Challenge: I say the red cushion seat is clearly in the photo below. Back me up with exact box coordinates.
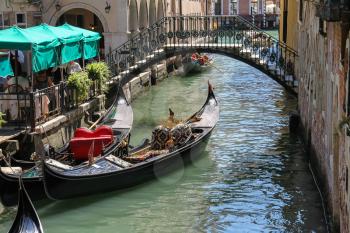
[70,136,113,160]
[74,125,113,138]
[70,125,114,160]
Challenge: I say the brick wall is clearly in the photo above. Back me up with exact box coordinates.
[296,3,350,232]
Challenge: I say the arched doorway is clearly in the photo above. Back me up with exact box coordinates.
[56,9,105,56]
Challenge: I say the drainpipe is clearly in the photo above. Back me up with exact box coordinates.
[206,0,208,15]
[282,0,288,43]
[179,0,182,15]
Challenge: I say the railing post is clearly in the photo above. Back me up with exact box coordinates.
[60,82,65,113]
[29,92,35,132]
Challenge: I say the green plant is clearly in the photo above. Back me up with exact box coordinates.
[0,112,6,127]
[67,71,92,103]
[86,62,111,93]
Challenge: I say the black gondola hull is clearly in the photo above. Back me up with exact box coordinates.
[43,131,212,200]
[0,174,45,207]
[8,178,43,233]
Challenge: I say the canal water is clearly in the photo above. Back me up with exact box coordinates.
[0,55,327,232]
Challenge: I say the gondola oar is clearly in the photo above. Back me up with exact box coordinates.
[8,176,44,233]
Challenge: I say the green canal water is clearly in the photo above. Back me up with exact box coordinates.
[0,55,327,232]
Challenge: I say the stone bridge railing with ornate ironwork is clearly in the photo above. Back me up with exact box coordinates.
[106,15,298,95]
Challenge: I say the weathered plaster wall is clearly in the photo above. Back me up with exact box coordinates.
[296,2,350,232]
[0,1,40,28]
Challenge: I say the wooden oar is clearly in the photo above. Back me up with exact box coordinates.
[88,113,104,130]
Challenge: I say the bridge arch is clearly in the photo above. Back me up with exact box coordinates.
[165,49,297,95]
[106,15,298,96]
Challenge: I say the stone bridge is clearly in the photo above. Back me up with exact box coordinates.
[106,15,298,95]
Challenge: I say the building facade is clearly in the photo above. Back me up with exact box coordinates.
[216,0,279,28]
[0,0,41,29]
[0,0,210,55]
[279,1,350,232]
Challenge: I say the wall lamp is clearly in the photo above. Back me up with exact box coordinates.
[105,2,111,14]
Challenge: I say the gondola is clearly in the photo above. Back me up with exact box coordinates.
[8,177,44,233]
[182,53,213,74]
[42,82,219,200]
[0,89,133,206]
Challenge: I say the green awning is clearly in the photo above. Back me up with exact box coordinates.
[27,24,84,64]
[59,24,101,59]
[0,26,60,72]
[0,52,13,78]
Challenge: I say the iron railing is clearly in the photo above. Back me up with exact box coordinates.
[0,92,32,128]
[0,81,101,131]
[106,15,298,94]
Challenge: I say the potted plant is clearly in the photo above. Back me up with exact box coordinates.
[67,71,92,104]
[86,62,111,94]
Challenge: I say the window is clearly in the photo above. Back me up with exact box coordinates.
[319,18,327,36]
[231,0,237,15]
[0,13,3,29]
[3,13,10,28]
[251,0,258,15]
[16,13,27,27]
[346,167,348,193]
[299,0,303,21]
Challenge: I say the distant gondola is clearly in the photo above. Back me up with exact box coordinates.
[8,177,44,233]
[0,88,133,206]
[42,82,219,200]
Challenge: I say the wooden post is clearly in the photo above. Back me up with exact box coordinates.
[29,92,35,132]
[30,45,34,92]
[82,41,85,68]
[60,81,65,113]
[60,67,64,81]
[14,50,18,77]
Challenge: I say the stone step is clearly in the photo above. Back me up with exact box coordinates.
[120,70,130,75]
[153,49,164,54]
[250,54,260,59]
[241,49,252,54]
[129,64,139,70]
[136,59,147,65]
[146,54,155,59]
